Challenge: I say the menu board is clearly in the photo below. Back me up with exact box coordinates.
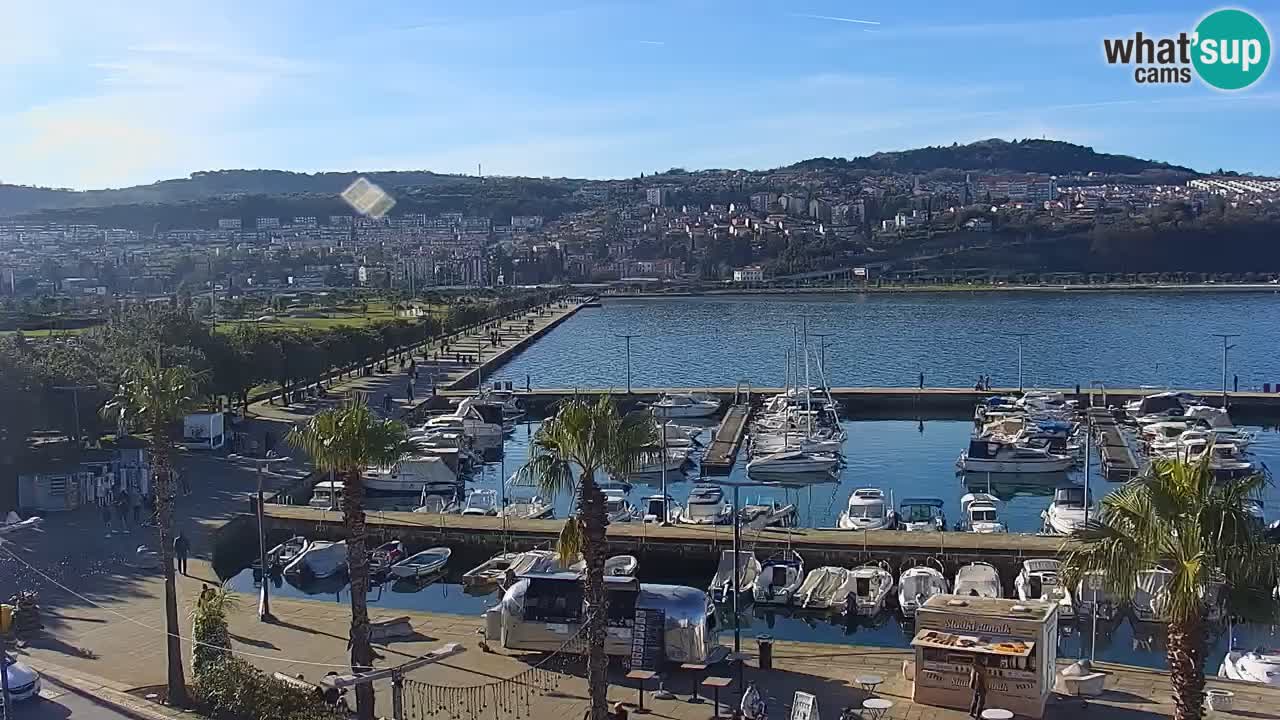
[790,691,819,720]
[630,609,665,671]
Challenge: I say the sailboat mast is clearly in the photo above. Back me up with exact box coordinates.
[803,319,813,437]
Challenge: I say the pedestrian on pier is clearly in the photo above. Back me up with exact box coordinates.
[968,659,988,719]
[383,392,393,413]
[918,372,924,389]
[174,531,190,576]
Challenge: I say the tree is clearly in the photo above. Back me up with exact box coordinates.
[517,397,656,720]
[287,403,416,720]
[100,360,203,707]
[1063,458,1279,720]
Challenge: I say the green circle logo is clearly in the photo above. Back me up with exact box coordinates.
[1193,9,1271,90]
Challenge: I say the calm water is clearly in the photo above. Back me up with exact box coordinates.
[487,293,1280,390]
[230,415,1280,671]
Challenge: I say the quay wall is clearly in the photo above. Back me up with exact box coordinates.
[445,301,589,392]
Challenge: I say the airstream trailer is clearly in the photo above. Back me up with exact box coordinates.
[484,573,724,665]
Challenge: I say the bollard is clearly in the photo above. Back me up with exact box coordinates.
[757,635,773,670]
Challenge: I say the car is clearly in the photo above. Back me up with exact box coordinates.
[2,654,41,703]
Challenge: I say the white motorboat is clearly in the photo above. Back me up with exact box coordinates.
[958,492,1006,533]
[897,562,949,618]
[622,447,691,477]
[1126,391,1198,424]
[651,392,721,419]
[740,500,798,530]
[1183,405,1255,448]
[795,566,857,613]
[1140,420,1189,450]
[604,554,639,577]
[421,397,505,444]
[752,550,805,605]
[746,450,840,476]
[837,488,897,530]
[662,422,706,443]
[849,561,895,616]
[283,540,347,578]
[390,547,451,579]
[1019,390,1071,413]
[1076,571,1121,621]
[506,550,561,578]
[898,497,946,532]
[1133,566,1173,623]
[266,535,309,570]
[1219,649,1280,686]
[1014,559,1074,619]
[641,495,681,524]
[1176,438,1259,480]
[603,489,638,523]
[361,455,458,494]
[957,438,1072,474]
[709,550,761,603]
[954,562,1002,599]
[308,480,343,510]
[678,484,732,525]
[461,488,499,516]
[413,495,459,514]
[479,388,526,420]
[1042,485,1091,535]
[462,551,521,586]
[500,495,554,519]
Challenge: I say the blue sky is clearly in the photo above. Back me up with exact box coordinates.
[2,0,1277,189]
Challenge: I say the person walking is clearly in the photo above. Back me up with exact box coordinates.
[180,469,191,496]
[968,659,988,719]
[174,531,190,576]
[130,487,143,526]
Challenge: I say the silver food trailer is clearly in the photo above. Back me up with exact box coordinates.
[484,572,724,665]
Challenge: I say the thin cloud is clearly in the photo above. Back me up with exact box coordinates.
[638,40,665,46]
[790,13,881,26]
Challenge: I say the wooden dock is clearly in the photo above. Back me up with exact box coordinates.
[1087,408,1141,481]
[701,403,751,474]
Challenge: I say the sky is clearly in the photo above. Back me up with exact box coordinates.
[2,0,1278,189]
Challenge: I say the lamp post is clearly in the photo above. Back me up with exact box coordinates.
[617,334,638,393]
[229,454,292,622]
[52,384,96,449]
[1010,333,1031,392]
[1212,334,1240,406]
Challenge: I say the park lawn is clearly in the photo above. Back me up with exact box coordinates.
[214,300,450,334]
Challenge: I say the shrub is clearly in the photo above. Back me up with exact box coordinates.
[195,657,338,720]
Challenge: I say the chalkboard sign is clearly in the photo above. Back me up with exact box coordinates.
[790,691,819,720]
[630,608,665,671]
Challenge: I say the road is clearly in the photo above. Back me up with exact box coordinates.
[17,684,145,719]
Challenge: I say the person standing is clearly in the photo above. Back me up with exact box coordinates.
[174,531,190,576]
[968,659,988,719]
[131,487,143,526]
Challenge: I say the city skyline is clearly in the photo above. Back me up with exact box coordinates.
[3,0,1277,190]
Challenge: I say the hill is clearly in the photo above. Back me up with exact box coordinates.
[789,138,1199,176]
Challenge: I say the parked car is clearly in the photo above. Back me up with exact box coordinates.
[2,654,41,703]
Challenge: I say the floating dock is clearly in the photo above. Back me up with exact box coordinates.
[1087,408,1141,481]
[701,403,751,474]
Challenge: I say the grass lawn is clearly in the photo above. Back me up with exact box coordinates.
[0,325,94,337]
[215,301,449,334]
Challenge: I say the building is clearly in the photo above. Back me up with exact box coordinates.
[256,217,281,230]
[646,188,672,207]
[511,215,544,230]
[217,218,242,230]
[733,265,765,283]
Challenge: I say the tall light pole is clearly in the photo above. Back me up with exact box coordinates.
[617,334,638,393]
[52,384,96,449]
[1010,333,1031,392]
[1212,333,1240,406]
[230,454,291,622]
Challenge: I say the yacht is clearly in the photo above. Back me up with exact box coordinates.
[897,562,949,618]
[308,480,343,510]
[651,392,721,419]
[479,388,526,420]
[421,397,506,445]
[1132,566,1173,623]
[461,488,499,516]
[603,489,638,523]
[957,438,1072,473]
[360,455,458,494]
[746,450,840,476]
[848,561,895,616]
[1076,571,1121,621]
[1219,649,1280,686]
[1178,438,1259,480]
[898,497,946,532]
[837,488,897,530]
[752,550,805,606]
[640,494,681,524]
[958,492,1006,533]
[739,499,798,530]
[795,567,858,613]
[1042,485,1092,535]
[1183,405,1255,448]
[709,550,761,603]
[1014,559,1074,619]
[953,562,1002,599]
[1126,391,1199,424]
[1140,420,1190,449]
[500,493,554,520]
[678,484,732,525]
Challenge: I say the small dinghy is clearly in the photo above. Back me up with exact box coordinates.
[262,535,309,571]
[752,550,805,606]
[462,551,521,586]
[390,547,452,579]
[283,540,348,579]
[368,540,406,576]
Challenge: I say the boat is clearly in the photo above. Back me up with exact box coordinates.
[958,492,1006,533]
[479,388,526,420]
[282,540,347,579]
[461,488,499,516]
[308,480,344,510]
[897,561,949,618]
[360,455,458,494]
[463,552,522,586]
[640,495,681,524]
[1076,571,1121,621]
[1132,566,1173,623]
[1219,649,1280,686]
[368,540,406,576]
[622,447,692,477]
[1126,391,1199,424]
[739,500,798,529]
[795,566,857,612]
[1014,559,1074,619]
[500,494,554,519]
[746,450,840,476]
[953,562,1002,599]
[421,397,506,444]
[708,550,761,603]
[957,438,1073,474]
[604,554,639,577]
[265,536,309,570]
[848,561,895,616]
[390,547,452,579]
[837,488,897,530]
[1042,484,1091,535]
[677,484,732,525]
[603,489,638,523]
[413,494,459,514]
[650,392,721,419]
[898,497,946,532]
[752,550,804,606]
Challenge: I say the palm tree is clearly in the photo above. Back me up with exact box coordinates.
[519,396,656,720]
[1063,457,1279,720]
[287,402,415,720]
[101,360,202,706]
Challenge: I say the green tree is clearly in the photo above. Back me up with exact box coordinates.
[100,360,203,707]
[286,403,416,720]
[517,397,656,720]
[192,586,238,679]
[1063,458,1279,720]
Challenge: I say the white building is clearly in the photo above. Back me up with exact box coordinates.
[733,265,765,283]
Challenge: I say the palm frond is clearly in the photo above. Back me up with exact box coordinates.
[556,517,585,566]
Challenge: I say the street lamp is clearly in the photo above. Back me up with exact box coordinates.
[617,334,638,393]
[229,454,292,622]
[1010,333,1031,392]
[1212,333,1240,406]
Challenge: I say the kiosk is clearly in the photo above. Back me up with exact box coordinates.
[911,595,1057,719]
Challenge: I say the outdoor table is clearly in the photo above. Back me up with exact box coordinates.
[981,710,1014,720]
[701,676,733,719]
[681,663,708,703]
[855,673,885,696]
[626,670,658,714]
[862,697,894,720]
